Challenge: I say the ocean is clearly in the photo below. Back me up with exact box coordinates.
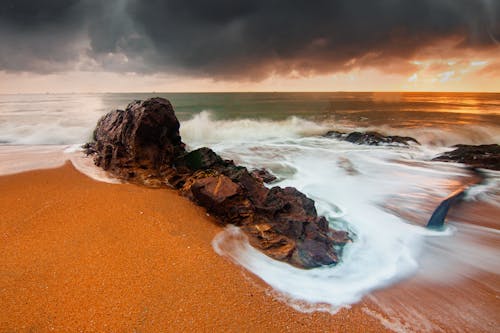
[1,92,499,331]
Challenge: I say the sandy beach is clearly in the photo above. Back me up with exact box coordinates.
[0,162,390,332]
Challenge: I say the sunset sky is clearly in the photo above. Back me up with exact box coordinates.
[0,0,499,93]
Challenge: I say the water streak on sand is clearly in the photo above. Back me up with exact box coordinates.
[0,145,120,183]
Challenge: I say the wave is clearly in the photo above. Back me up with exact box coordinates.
[180,111,329,146]
[0,145,120,184]
[180,111,499,150]
[370,124,500,148]
[0,122,94,145]
[0,94,105,145]
[1,102,497,149]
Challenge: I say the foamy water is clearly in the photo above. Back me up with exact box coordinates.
[180,110,499,331]
[0,144,121,184]
[204,129,497,311]
[1,92,499,332]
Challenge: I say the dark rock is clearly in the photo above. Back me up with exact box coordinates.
[251,168,277,183]
[191,175,240,204]
[325,130,419,146]
[86,97,349,269]
[432,144,500,171]
[237,185,341,268]
[175,149,350,268]
[86,97,185,186]
[178,161,346,268]
[82,142,96,155]
[172,147,248,189]
[188,174,254,225]
[330,230,351,244]
[177,147,224,172]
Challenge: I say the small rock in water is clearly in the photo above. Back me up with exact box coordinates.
[324,130,420,146]
[432,144,500,171]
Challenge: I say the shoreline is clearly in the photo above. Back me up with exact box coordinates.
[0,162,388,332]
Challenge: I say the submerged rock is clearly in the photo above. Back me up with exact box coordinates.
[337,157,359,175]
[432,144,500,171]
[86,97,349,269]
[325,130,419,146]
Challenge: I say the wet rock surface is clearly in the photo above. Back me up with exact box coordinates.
[325,130,419,146]
[86,97,349,269]
[250,168,277,183]
[433,144,500,171]
[84,98,185,186]
[173,147,347,268]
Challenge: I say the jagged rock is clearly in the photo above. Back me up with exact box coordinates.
[86,97,349,269]
[432,144,500,170]
[85,97,185,186]
[176,147,224,172]
[176,149,347,267]
[189,174,254,225]
[251,168,277,183]
[325,130,419,146]
[254,187,341,268]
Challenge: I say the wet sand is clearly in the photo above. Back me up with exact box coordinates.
[0,162,388,332]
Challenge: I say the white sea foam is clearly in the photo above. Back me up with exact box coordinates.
[464,169,500,207]
[345,124,500,148]
[0,145,120,184]
[364,221,500,332]
[67,148,122,184]
[180,111,499,153]
[181,111,329,147]
[0,145,69,175]
[206,132,499,315]
[0,94,105,145]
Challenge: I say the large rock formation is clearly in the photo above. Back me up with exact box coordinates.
[325,130,419,146]
[432,144,500,171]
[86,97,349,269]
[172,147,349,268]
[83,98,186,186]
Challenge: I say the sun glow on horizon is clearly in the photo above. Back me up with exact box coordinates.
[1,63,498,94]
[1,42,499,94]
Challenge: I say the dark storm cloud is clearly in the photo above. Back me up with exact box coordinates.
[0,0,88,72]
[0,0,498,78]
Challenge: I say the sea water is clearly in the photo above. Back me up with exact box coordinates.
[1,92,499,331]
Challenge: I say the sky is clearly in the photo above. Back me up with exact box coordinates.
[0,0,499,93]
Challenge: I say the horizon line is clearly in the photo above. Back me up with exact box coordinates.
[1,90,499,95]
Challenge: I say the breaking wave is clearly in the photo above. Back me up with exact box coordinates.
[181,111,329,146]
[180,111,499,150]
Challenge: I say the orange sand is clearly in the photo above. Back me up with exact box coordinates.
[0,163,388,332]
